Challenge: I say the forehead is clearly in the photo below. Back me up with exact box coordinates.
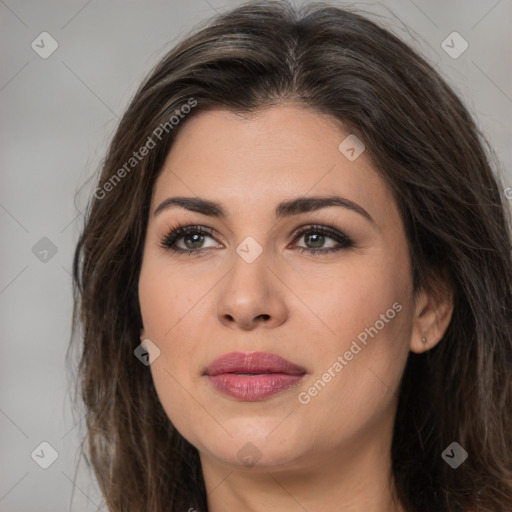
[151,105,397,224]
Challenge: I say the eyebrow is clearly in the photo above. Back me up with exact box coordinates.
[154,195,375,225]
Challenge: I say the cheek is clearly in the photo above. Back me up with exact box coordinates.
[138,253,205,344]
[298,250,409,354]
[138,257,214,442]
[148,362,209,452]
[295,253,411,418]
[295,307,410,449]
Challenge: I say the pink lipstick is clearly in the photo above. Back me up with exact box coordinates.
[204,351,306,401]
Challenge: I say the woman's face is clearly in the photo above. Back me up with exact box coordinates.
[138,104,420,472]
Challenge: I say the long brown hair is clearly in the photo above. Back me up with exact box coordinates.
[69,1,512,511]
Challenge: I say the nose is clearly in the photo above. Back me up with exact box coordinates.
[216,251,288,331]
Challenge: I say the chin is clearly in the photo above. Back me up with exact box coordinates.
[207,440,303,471]
[194,418,310,470]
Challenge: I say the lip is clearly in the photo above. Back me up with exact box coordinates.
[204,351,306,401]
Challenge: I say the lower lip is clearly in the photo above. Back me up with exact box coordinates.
[207,373,304,401]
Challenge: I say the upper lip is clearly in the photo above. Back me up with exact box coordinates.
[204,351,306,376]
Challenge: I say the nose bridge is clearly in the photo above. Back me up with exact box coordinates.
[216,238,287,329]
[225,238,271,302]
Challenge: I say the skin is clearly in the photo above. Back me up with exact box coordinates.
[138,104,453,512]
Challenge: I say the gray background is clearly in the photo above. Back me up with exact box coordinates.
[1,0,511,510]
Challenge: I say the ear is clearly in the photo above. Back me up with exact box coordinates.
[140,327,146,343]
[410,273,454,354]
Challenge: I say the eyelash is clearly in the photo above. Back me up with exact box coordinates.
[159,222,354,256]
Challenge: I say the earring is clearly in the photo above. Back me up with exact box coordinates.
[422,336,427,343]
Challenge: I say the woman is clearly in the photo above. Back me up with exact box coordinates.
[70,1,512,511]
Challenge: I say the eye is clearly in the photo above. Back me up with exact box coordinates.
[160,223,220,255]
[290,224,354,254]
[160,222,354,256]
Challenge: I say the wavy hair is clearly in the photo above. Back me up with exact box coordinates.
[69,1,512,511]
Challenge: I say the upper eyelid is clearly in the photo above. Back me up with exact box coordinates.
[166,223,343,235]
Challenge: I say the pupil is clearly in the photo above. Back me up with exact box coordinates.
[307,233,324,248]
[186,234,203,248]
